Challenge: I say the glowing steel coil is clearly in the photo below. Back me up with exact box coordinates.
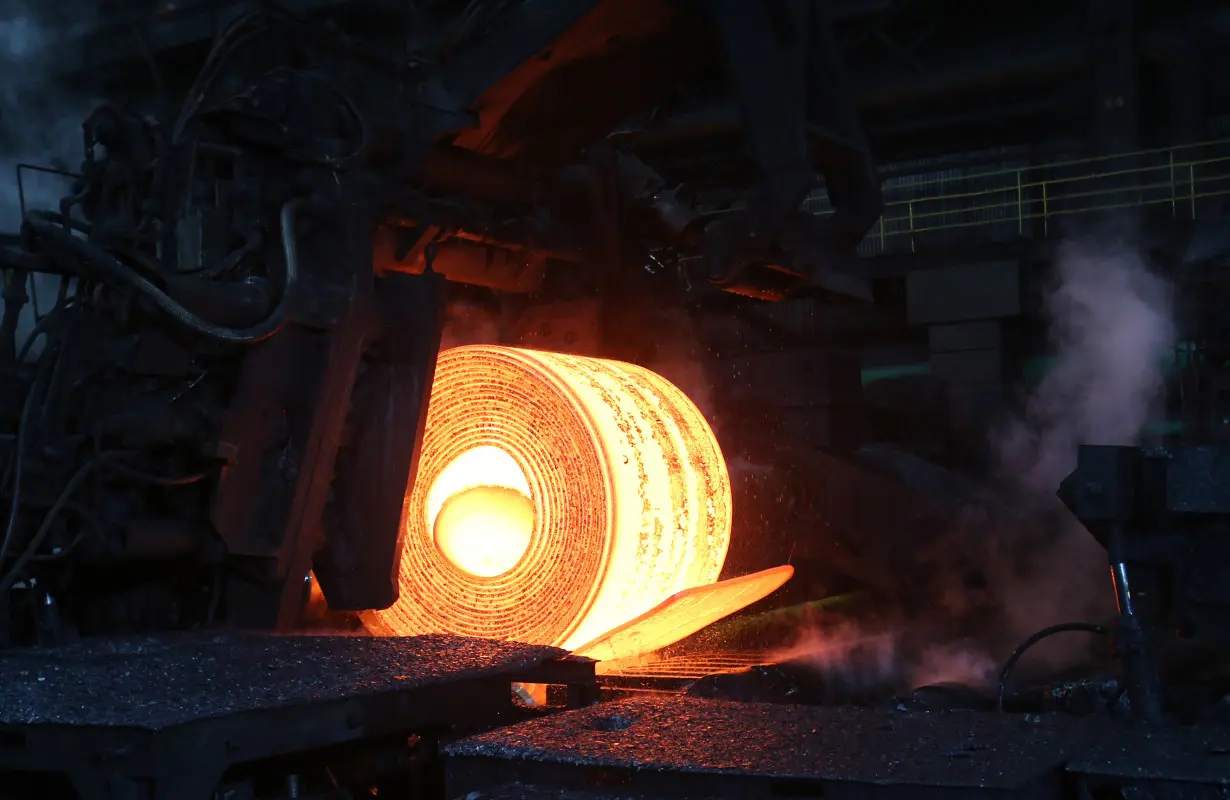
[362,345,733,652]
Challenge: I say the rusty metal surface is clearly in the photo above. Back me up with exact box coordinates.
[446,695,1110,791]
[0,632,563,729]
[1067,724,1230,785]
[451,787,660,800]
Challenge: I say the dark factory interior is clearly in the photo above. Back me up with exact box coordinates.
[0,0,1228,797]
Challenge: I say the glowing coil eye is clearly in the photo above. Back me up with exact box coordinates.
[433,485,535,578]
[362,345,733,653]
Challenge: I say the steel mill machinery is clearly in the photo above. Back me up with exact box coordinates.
[0,0,870,795]
[0,0,873,649]
[0,0,1229,799]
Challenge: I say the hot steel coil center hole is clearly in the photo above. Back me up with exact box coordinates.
[434,486,534,578]
[426,446,536,579]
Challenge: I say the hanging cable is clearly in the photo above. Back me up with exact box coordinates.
[996,621,1112,713]
[0,455,113,593]
[0,324,61,568]
[173,12,275,143]
[24,199,307,345]
[0,452,207,593]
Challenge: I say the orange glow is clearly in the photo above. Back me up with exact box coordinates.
[434,485,535,578]
[362,345,736,653]
[575,565,795,668]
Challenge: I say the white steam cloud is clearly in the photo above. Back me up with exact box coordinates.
[1001,239,1175,493]
[775,236,1175,695]
[987,237,1175,672]
[769,626,998,697]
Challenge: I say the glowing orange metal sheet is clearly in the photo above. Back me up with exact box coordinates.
[573,565,795,665]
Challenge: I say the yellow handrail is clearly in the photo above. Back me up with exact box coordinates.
[812,138,1230,254]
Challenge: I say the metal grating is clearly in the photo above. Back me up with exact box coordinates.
[597,651,769,692]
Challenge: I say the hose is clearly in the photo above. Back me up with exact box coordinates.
[995,621,1112,713]
[263,68,369,168]
[0,454,116,594]
[0,452,208,591]
[0,368,41,568]
[25,199,306,344]
[0,323,61,568]
[173,12,274,143]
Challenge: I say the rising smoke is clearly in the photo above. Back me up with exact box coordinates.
[987,236,1174,673]
[777,234,1176,695]
[768,625,999,698]
[1001,237,1175,493]
[0,3,94,355]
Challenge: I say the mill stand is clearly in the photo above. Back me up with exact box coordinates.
[1060,443,1230,722]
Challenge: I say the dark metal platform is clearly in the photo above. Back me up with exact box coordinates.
[0,632,596,800]
[444,695,1112,800]
[1067,723,1230,791]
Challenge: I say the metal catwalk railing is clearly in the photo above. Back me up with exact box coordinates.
[807,139,1230,257]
